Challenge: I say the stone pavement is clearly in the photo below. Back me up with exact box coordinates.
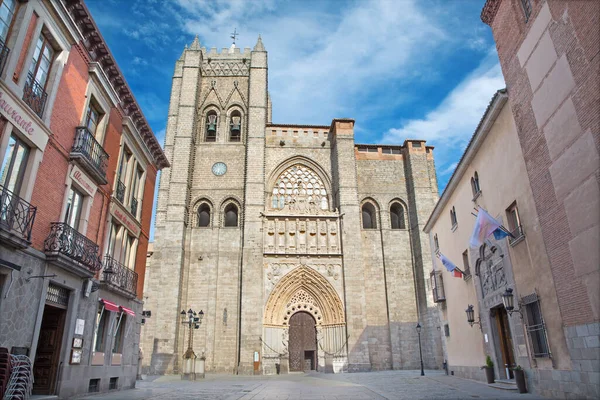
[74,370,546,400]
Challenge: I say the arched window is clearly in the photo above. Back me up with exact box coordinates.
[390,202,406,229]
[362,203,377,229]
[197,203,211,227]
[271,164,329,212]
[229,110,241,142]
[450,206,457,227]
[224,203,238,227]
[205,111,217,142]
[471,171,481,197]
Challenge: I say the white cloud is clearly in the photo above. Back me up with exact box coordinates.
[440,162,458,176]
[383,49,505,146]
[175,0,446,124]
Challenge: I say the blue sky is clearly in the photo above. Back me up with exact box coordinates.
[86,0,505,238]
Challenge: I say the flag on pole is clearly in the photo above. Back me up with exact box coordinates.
[438,252,457,273]
[453,269,463,278]
[492,226,514,240]
[469,208,501,248]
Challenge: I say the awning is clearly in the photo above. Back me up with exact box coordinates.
[120,306,135,316]
[100,298,120,312]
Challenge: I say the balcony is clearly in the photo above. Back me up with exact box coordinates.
[22,73,47,118]
[116,180,126,203]
[0,185,36,248]
[100,255,138,298]
[130,197,138,218]
[43,223,102,277]
[430,270,446,303]
[0,37,10,76]
[509,225,525,247]
[70,127,109,185]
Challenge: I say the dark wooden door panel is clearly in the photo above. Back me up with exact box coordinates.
[33,306,66,395]
[289,312,317,372]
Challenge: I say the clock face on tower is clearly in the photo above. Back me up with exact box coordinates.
[212,162,227,176]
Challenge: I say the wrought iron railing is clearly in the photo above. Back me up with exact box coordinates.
[102,255,138,296]
[130,197,138,217]
[509,225,525,245]
[43,222,102,272]
[116,180,126,203]
[71,126,109,179]
[0,184,36,242]
[22,73,48,118]
[0,37,10,76]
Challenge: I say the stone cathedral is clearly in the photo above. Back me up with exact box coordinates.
[140,36,443,375]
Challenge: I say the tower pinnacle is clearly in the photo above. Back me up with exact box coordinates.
[253,34,265,52]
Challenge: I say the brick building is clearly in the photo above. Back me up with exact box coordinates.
[140,37,443,376]
[0,0,167,398]
[422,1,599,399]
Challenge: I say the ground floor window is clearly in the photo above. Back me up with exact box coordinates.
[93,304,108,352]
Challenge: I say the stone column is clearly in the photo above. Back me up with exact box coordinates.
[237,36,268,374]
[146,38,203,374]
[330,119,371,371]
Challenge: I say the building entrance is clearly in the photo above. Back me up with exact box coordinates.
[289,312,317,372]
[33,284,69,395]
[492,305,515,379]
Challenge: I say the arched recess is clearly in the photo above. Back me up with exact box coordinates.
[219,197,243,228]
[388,198,408,230]
[199,104,220,142]
[190,197,214,227]
[360,197,380,229]
[266,156,333,212]
[226,105,244,142]
[264,266,345,327]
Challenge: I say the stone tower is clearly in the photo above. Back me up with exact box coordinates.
[141,36,442,375]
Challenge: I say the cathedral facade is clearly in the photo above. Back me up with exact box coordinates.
[140,36,443,375]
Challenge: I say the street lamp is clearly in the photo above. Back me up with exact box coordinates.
[465,305,482,330]
[180,308,203,379]
[416,322,424,376]
[502,288,523,318]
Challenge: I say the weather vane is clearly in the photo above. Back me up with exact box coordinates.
[230,28,239,45]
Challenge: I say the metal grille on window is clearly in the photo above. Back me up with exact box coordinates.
[46,283,69,308]
[430,271,445,303]
[520,0,532,22]
[523,292,551,358]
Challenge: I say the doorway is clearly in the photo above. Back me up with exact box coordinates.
[492,305,515,379]
[33,304,67,395]
[288,312,317,372]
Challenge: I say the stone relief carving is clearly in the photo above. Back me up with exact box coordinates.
[476,244,506,298]
[263,217,340,255]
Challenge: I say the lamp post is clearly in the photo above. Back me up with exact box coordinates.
[465,304,482,330]
[416,322,424,376]
[502,288,523,318]
[180,308,203,379]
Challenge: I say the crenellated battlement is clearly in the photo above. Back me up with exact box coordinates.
[201,46,253,57]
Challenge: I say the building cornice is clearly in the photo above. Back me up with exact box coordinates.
[423,89,507,233]
[61,0,169,170]
[481,0,502,26]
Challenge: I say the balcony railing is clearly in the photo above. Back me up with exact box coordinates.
[116,180,126,203]
[509,225,525,246]
[70,127,109,184]
[101,255,138,297]
[130,197,138,218]
[43,223,102,273]
[22,73,47,118]
[0,37,10,76]
[0,184,36,243]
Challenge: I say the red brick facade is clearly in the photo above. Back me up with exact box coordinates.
[484,0,599,327]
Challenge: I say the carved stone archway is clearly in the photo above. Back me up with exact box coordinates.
[264,265,345,327]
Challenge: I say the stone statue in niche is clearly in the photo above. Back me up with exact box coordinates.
[299,221,306,233]
[326,264,339,280]
[319,221,327,235]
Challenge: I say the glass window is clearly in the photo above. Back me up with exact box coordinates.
[93,305,108,352]
[112,313,126,353]
[0,0,17,42]
[64,187,84,231]
[198,203,210,227]
[0,134,30,194]
[224,203,238,227]
[524,299,550,357]
[28,33,55,88]
[85,102,102,136]
[450,206,457,227]
[462,250,470,277]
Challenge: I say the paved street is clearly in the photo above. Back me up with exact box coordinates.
[75,370,545,400]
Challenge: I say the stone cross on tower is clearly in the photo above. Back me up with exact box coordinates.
[230,28,239,45]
